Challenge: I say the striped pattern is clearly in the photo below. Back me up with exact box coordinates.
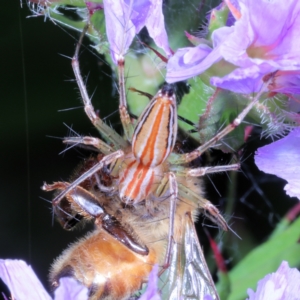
[119,160,160,203]
[132,89,177,168]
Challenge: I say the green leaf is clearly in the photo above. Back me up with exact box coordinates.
[177,76,214,141]
[218,216,300,300]
[178,81,253,152]
[207,4,229,40]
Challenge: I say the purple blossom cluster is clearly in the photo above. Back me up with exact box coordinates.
[4,0,299,299]
[166,0,300,95]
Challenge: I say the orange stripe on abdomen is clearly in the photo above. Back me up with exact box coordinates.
[119,161,155,203]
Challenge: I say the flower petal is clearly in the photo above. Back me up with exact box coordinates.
[267,70,300,94]
[247,261,300,300]
[103,0,170,64]
[210,63,272,93]
[166,44,218,83]
[103,0,136,63]
[220,0,300,68]
[254,128,300,200]
[144,0,171,57]
[54,277,88,300]
[215,0,300,92]
[166,27,233,83]
[0,259,51,300]
[138,265,160,300]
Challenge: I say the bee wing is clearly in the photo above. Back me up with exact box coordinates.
[160,213,220,300]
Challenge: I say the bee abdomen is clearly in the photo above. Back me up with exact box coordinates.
[50,229,157,300]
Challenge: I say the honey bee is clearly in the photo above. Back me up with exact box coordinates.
[42,21,267,299]
[44,141,223,299]
[43,154,219,299]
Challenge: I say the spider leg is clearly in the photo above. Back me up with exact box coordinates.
[177,182,228,231]
[117,57,134,141]
[179,163,240,177]
[63,136,115,155]
[50,150,124,206]
[162,172,178,269]
[171,78,273,165]
[72,23,128,149]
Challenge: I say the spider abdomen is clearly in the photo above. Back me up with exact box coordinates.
[119,157,164,204]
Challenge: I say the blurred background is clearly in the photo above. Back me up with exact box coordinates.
[0,1,298,298]
[1,0,119,290]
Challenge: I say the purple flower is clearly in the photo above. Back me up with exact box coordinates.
[102,0,171,64]
[0,259,162,299]
[265,70,300,94]
[0,259,88,300]
[254,128,300,200]
[247,261,300,299]
[167,0,300,94]
[138,264,161,300]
